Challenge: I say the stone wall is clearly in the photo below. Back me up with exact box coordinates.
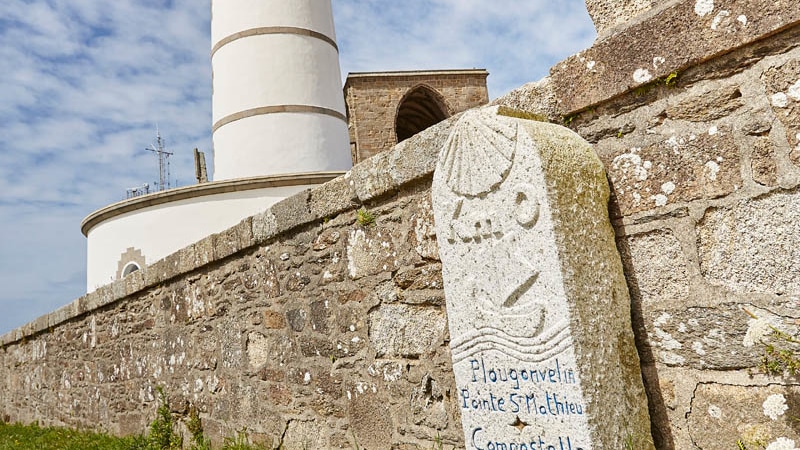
[2,0,800,449]
[344,70,489,164]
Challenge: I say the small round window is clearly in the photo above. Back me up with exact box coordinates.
[121,262,141,277]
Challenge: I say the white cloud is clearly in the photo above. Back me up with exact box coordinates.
[0,0,595,333]
[333,0,595,96]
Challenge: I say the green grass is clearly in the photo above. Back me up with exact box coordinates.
[0,386,274,450]
[0,421,270,450]
[0,422,141,450]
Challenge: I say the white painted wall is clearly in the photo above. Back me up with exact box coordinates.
[211,0,337,45]
[211,0,351,181]
[212,36,345,122]
[85,185,310,292]
[212,114,351,180]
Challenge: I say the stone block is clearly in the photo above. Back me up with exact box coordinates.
[345,226,401,280]
[145,258,171,286]
[698,190,800,295]
[48,303,76,328]
[298,335,339,358]
[348,151,395,202]
[20,321,35,339]
[348,392,393,450]
[308,175,358,220]
[270,190,314,236]
[584,0,655,35]
[193,235,214,266]
[236,216,254,249]
[263,310,286,329]
[252,210,278,244]
[77,292,97,315]
[161,252,183,281]
[409,194,439,260]
[281,419,329,450]
[687,383,800,449]
[245,332,271,370]
[388,118,454,187]
[111,278,126,300]
[368,304,445,358]
[285,308,306,332]
[432,108,653,449]
[493,78,559,122]
[124,269,145,296]
[308,300,330,334]
[619,229,690,306]
[762,58,800,158]
[751,137,779,186]
[643,304,761,369]
[394,264,443,291]
[606,126,741,215]
[551,0,800,115]
[212,227,241,262]
[666,84,744,121]
[312,228,342,251]
[30,315,48,335]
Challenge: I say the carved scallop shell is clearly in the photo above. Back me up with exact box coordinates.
[438,107,518,197]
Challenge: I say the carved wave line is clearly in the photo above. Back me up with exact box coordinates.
[452,333,573,364]
[451,319,569,350]
[451,326,572,363]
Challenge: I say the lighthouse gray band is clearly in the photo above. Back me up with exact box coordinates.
[211,26,338,57]
[212,105,347,133]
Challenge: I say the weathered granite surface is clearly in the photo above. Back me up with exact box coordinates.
[584,0,656,37]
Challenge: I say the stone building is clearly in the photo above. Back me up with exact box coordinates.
[344,70,489,163]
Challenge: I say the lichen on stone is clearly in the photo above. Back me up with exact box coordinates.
[496,106,549,122]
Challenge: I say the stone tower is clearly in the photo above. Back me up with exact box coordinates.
[211,0,351,180]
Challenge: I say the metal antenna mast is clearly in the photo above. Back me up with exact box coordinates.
[145,129,174,191]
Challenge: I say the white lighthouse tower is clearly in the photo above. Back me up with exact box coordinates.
[82,1,352,291]
[211,0,352,180]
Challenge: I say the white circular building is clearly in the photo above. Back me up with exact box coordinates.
[82,0,351,292]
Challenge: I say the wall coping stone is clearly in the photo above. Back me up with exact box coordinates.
[498,0,800,117]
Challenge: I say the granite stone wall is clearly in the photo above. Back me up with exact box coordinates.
[2,1,799,449]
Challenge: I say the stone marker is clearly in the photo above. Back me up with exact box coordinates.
[432,106,654,450]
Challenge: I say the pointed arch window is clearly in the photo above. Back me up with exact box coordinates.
[395,85,450,143]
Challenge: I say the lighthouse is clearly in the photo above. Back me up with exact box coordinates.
[210,0,352,180]
[83,1,352,291]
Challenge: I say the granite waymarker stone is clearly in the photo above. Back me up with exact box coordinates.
[432,106,654,450]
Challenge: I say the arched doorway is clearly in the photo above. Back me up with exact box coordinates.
[395,85,450,143]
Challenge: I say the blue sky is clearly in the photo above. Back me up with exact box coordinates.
[0,0,595,334]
